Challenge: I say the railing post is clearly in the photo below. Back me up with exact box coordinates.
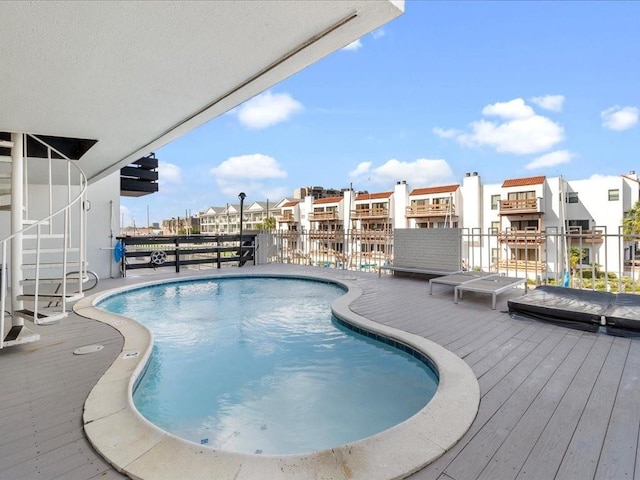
[175,238,180,272]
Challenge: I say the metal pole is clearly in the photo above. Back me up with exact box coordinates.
[238,192,246,267]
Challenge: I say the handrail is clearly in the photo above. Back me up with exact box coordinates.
[0,133,88,346]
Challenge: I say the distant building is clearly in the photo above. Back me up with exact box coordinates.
[275,171,640,279]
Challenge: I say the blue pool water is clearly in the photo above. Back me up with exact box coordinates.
[98,277,438,454]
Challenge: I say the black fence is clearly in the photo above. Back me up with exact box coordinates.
[116,234,256,276]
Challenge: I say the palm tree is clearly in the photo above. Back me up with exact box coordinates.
[569,246,587,274]
[623,200,640,268]
[258,216,276,232]
[623,200,640,239]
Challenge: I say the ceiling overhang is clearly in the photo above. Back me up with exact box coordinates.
[0,1,404,183]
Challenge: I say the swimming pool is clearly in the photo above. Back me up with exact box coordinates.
[76,269,480,480]
[97,277,438,454]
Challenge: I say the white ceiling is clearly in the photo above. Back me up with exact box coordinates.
[0,1,403,183]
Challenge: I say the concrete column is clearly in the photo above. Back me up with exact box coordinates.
[11,132,24,320]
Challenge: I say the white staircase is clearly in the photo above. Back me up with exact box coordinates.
[0,133,89,349]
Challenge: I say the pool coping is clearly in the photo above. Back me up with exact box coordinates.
[74,272,480,480]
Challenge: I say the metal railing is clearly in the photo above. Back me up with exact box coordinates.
[261,227,640,293]
[1,134,88,346]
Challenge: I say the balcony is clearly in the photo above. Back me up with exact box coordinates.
[568,229,604,244]
[497,259,546,272]
[309,211,339,221]
[405,203,456,218]
[278,212,296,223]
[351,207,389,219]
[279,230,300,239]
[499,198,543,215]
[308,230,344,241]
[497,230,546,244]
[350,230,392,243]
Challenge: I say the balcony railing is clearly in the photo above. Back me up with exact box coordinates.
[405,204,456,217]
[498,230,546,244]
[308,230,344,241]
[568,229,604,244]
[278,212,296,222]
[497,259,546,272]
[351,208,389,219]
[350,230,393,242]
[499,197,543,215]
[309,211,339,221]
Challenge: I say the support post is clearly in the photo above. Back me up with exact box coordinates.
[11,133,24,325]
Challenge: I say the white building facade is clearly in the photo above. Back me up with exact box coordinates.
[276,171,640,279]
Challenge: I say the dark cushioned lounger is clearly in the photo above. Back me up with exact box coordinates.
[605,293,640,337]
[507,285,611,333]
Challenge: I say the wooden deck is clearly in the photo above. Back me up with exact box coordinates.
[1,264,639,480]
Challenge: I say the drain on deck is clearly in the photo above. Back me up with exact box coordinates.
[73,344,104,355]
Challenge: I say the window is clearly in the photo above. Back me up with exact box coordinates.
[567,219,590,231]
[508,190,535,200]
[491,194,501,210]
[411,199,427,206]
[491,221,500,234]
[608,189,619,201]
[512,220,538,230]
[566,192,579,203]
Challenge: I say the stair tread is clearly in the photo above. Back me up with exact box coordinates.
[21,275,87,285]
[21,262,83,269]
[18,292,84,301]
[2,325,40,348]
[23,247,79,254]
[14,308,68,324]
[23,234,66,239]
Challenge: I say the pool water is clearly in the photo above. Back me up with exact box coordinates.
[98,277,438,454]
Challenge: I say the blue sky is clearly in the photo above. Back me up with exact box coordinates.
[122,1,639,227]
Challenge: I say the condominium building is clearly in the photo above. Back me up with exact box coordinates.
[275,171,640,279]
[198,201,283,234]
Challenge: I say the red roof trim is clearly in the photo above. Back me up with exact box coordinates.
[354,191,393,201]
[501,176,546,188]
[409,184,459,196]
[313,196,343,204]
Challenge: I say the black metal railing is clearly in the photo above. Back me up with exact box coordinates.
[116,234,256,276]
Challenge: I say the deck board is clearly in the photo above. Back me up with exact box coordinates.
[1,265,639,480]
[555,337,630,480]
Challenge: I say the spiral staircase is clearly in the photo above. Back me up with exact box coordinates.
[0,132,89,349]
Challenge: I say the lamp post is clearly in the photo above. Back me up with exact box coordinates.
[238,192,246,267]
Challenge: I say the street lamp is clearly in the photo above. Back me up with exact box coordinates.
[238,192,246,267]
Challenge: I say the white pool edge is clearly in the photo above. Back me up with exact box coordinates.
[74,272,480,480]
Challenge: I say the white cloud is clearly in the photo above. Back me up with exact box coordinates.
[525,150,575,170]
[210,154,287,180]
[482,98,535,119]
[350,158,454,186]
[432,127,460,139]
[458,115,564,155]
[371,28,386,39]
[349,161,372,178]
[237,91,303,129]
[530,95,565,112]
[443,98,565,155]
[342,39,362,51]
[601,105,639,131]
[159,162,182,184]
[210,154,288,200]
